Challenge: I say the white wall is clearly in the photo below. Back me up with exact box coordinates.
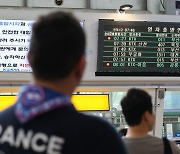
[0,0,146,10]
[0,0,25,7]
[27,0,86,8]
[90,0,146,10]
[0,0,165,14]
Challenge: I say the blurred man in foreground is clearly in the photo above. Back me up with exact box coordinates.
[0,11,127,154]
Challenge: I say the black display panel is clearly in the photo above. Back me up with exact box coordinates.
[96,20,180,76]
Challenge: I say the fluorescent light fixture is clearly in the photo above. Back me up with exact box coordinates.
[119,4,133,14]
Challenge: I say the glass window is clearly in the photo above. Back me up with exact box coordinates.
[164,91,180,110]
[163,91,180,141]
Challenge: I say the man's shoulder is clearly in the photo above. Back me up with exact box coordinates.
[75,112,116,131]
[0,105,117,136]
[73,113,127,154]
[123,135,162,143]
[0,105,15,119]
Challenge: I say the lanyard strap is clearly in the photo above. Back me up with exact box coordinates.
[15,84,72,123]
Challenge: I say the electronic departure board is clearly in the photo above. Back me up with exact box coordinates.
[0,20,34,72]
[96,20,180,76]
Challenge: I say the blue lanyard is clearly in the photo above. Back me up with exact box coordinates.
[15,84,72,123]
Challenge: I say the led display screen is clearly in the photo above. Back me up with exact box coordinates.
[0,20,84,73]
[0,20,34,72]
[96,20,180,76]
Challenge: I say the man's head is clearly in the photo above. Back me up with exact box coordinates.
[121,88,155,130]
[28,11,85,81]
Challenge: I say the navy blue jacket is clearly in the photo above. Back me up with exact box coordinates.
[0,104,127,154]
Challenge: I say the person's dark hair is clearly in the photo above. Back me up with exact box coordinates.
[29,11,85,80]
[119,128,127,136]
[121,88,152,126]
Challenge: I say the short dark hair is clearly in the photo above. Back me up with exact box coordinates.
[119,128,127,136]
[29,11,85,80]
[121,88,152,126]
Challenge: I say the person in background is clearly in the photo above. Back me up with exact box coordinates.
[0,11,127,154]
[121,88,180,154]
